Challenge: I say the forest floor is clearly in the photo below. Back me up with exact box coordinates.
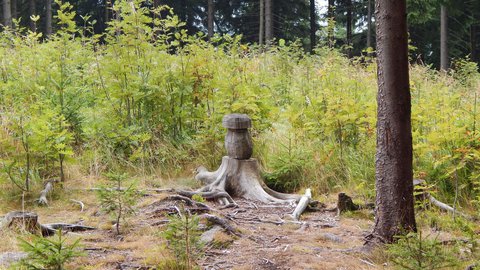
[0,175,467,270]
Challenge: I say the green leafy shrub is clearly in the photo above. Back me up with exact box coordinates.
[263,136,314,193]
[17,230,84,270]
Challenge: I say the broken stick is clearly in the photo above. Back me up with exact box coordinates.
[291,188,312,220]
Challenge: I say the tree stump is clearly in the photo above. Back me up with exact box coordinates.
[1,211,41,234]
[195,114,300,205]
[337,193,359,214]
[0,211,95,236]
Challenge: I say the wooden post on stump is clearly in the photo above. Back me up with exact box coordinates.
[194,114,301,204]
[223,114,253,160]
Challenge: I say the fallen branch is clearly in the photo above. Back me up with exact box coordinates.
[291,188,312,220]
[414,179,475,221]
[228,215,302,226]
[70,199,85,212]
[427,193,473,220]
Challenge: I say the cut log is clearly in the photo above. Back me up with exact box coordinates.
[291,188,312,220]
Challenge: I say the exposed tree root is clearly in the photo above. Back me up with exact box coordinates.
[161,194,212,211]
[200,213,241,237]
[195,156,301,205]
[147,195,241,238]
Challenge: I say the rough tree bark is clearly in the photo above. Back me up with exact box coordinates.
[365,0,416,246]
[105,0,111,26]
[194,114,300,205]
[310,0,316,53]
[2,0,12,28]
[11,0,16,23]
[346,0,352,58]
[46,0,52,37]
[265,0,273,44]
[207,0,214,39]
[471,24,477,63]
[440,5,449,71]
[259,0,264,45]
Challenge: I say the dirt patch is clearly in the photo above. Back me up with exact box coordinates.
[1,191,380,270]
[193,199,375,270]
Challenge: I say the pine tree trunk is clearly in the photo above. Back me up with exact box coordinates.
[471,24,477,63]
[440,5,449,71]
[2,0,12,28]
[29,0,36,32]
[367,0,372,49]
[328,0,335,47]
[367,0,416,246]
[346,0,352,57]
[105,0,110,27]
[181,0,188,30]
[265,0,273,44]
[11,0,16,21]
[207,0,214,38]
[310,0,316,53]
[259,0,264,45]
[46,0,52,37]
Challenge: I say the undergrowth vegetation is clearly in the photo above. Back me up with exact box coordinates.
[0,0,479,211]
[17,230,84,270]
